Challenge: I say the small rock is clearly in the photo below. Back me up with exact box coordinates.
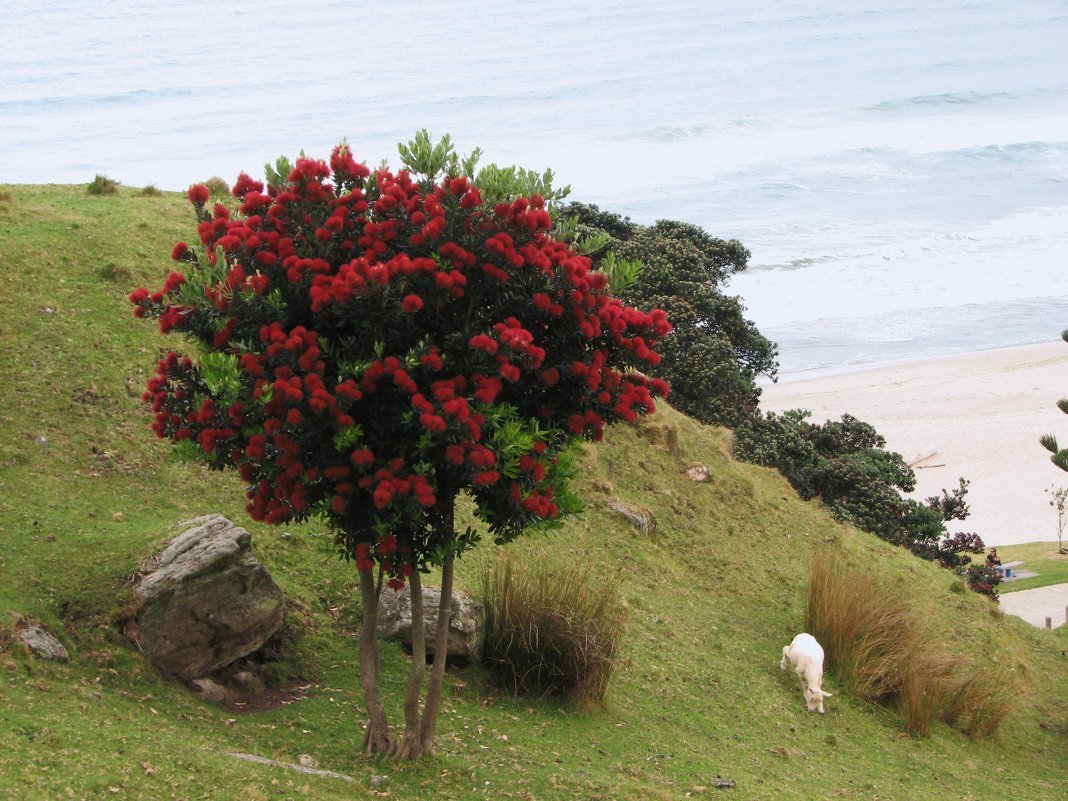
[191,678,229,704]
[113,512,125,522]
[686,465,712,482]
[19,625,69,662]
[369,775,389,790]
[230,670,263,691]
[298,754,318,768]
[34,435,49,449]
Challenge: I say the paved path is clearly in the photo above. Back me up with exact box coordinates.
[999,583,1068,629]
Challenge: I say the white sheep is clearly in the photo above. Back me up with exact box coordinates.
[780,633,833,713]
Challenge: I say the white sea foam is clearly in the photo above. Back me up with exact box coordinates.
[1,0,1066,370]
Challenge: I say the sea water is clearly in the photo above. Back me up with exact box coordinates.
[2,0,1066,372]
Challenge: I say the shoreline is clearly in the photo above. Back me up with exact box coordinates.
[758,339,1068,547]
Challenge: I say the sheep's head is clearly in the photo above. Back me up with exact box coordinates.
[804,686,832,712]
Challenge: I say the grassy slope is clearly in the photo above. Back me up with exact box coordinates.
[0,185,1065,801]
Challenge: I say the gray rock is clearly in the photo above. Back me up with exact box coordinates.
[376,586,485,662]
[134,515,284,681]
[19,624,69,662]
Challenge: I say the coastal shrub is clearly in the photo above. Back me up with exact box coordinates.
[0,189,13,203]
[737,413,985,574]
[202,175,230,198]
[563,202,778,429]
[87,174,120,196]
[138,184,164,197]
[128,132,669,759]
[963,563,1002,600]
[808,547,1014,736]
[480,554,627,703]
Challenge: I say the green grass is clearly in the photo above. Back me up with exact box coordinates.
[971,542,1068,593]
[1,184,1066,800]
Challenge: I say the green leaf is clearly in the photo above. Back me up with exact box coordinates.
[333,425,365,452]
[199,351,241,403]
[397,129,459,181]
[1041,434,1059,454]
[576,232,612,256]
[264,154,295,191]
[597,252,644,293]
[1054,450,1068,473]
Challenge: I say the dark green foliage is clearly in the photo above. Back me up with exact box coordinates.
[87,175,120,196]
[736,412,984,570]
[563,203,779,428]
[1039,329,1068,471]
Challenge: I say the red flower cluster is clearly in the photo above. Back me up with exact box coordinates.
[129,143,670,587]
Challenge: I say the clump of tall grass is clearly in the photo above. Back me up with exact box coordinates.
[0,189,13,203]
[87,174,120,196]
[479,553,627,704]
[806,548,913,702]
[941,668,1017,737]
[137,184,163,197]
[807,547,1014,737]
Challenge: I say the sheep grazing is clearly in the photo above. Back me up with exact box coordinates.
[780,633,833,713]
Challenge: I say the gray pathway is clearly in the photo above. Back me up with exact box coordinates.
[999,583,1068,629]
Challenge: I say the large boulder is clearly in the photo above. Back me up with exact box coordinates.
[376,586,485,663]
[134,515,284,681]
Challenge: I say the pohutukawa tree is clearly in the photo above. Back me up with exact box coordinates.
[129,134,670,759]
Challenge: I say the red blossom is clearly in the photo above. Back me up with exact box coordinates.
[187,184,210,205]
[401,293,424,314]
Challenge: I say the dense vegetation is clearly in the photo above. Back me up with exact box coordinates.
[1,184,1065,800]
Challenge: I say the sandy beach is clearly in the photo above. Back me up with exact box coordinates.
[758,340,1068,547]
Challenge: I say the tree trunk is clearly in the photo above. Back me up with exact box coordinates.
[358,568,393,754]
[418,551,454,755]
[394,568,427,759]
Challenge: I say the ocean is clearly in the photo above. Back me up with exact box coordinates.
[2,0,1066,372]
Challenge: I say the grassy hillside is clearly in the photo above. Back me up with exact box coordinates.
[1,184,1066,801]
